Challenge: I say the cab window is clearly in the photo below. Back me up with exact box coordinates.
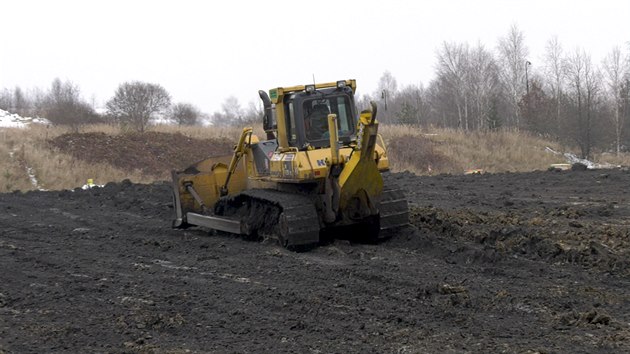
[303,95,354,142]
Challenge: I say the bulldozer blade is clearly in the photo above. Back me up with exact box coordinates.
[185,212,243,235]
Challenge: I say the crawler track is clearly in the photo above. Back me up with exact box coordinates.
[218,189,321,249]
[379,176,410,237]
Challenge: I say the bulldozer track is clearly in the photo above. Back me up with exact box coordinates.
[220,189,321,250]
[378,180,410,237]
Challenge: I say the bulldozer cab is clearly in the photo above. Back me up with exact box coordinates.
[264,80,358,151]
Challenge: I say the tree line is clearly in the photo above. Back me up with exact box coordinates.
[363,25,629,159]
[1,25,628,158]
[0,79,262,132]
[0,80,206,132]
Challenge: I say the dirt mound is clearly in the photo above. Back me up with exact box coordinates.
[2,170,630,352]
[49,132,234,177]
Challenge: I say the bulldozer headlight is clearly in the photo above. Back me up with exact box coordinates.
[336,80,347,88]
[305,84,316,93]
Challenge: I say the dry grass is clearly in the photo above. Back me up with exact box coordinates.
[151,124,265,140]
[380,125,576,175]
[0,126,145,192]
[0,123,257,192]
[594,152,630,167]
[1,122,628,192]
[0,136,34,192]
[79,123,264,140]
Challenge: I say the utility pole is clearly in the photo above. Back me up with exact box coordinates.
[525,60,532,95]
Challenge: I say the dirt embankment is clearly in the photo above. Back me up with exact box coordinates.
[49,132,234,177]
[1,169,630,352]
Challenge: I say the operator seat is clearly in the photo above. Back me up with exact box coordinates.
[307,104,330,140]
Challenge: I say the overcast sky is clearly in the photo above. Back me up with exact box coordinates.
[1,0,628,114]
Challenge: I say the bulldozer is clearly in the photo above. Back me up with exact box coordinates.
[171,79,408,250]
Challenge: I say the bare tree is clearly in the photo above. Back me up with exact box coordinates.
[242,100,263,125]
[224,96,242,119]
[355,93,373,115]
[376,71,398,98]
[170,102,201,126]
[43,78,96,130]
[602,46,628,155]
[564,49,602,158]
[30,87,47,117]
[13,87,28,116]
[395,84,429,125]
[106,81,171,132]
[467,42,500,129]
[519,78,555,134]
[0,88,12,111]
[375,71,398,123]
[497,24,529,129]
[435,41,470,129]
[209,96,243,126]
[543,36,564,134]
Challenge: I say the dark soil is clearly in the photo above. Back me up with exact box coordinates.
[49,132,234,178]
[2,169,630,353]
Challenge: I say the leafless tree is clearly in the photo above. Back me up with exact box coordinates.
[602,46,628,154]
[376,71,398,99]
[425,77,452,128]
[210,96,244,126]
[395,84,429,125]
[30,87,47,116]
[497,24,529,129]
[467,42,500,129]
[355,93,372,114]
[42,78,97,131]
[543,36,565,134]
[375,71,399,123]
[519,78,555,134]
[564,49,602,158]
[242,100,263,125]
[13,87,28,116]
[435,41,470,129]
[106,81,171,132]
[0,89,12,111]
[170,102,201,126]
[223,96,243,124]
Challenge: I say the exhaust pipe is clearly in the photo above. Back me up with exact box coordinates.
[259,90,275,140]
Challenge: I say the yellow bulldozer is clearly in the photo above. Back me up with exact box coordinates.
[171,79,408,250]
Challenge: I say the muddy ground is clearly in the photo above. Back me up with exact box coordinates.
[1,169,630,353]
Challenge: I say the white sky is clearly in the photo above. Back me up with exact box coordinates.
[1,0,628,114]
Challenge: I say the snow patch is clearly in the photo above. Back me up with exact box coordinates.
[26,165,46,191]
[0,109,51,128]
[545,147,619,169]
[8,147,47,191]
